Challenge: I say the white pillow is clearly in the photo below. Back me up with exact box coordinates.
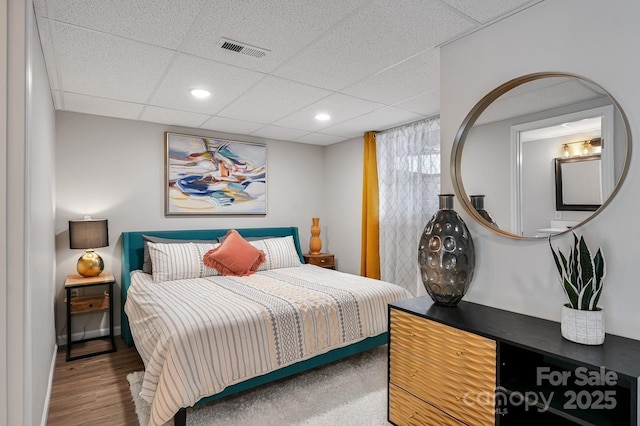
[148,241,220,282]
[250,236,302,271]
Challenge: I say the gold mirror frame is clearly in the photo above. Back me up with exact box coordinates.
[451,72,632,239]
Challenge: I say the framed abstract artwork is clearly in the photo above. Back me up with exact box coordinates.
[165,132,267,215]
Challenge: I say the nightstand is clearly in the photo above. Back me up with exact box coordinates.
[65,272,116,361]
[303,253,335,269]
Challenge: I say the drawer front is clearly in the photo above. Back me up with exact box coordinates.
[389,308,496,426]
[389,383,465,426]
[390,309,495,371]
[70,295,109,314]
[390,346,495,425]
[306,254,335,268]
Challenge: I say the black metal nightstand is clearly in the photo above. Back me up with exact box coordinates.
[65,272,116,361]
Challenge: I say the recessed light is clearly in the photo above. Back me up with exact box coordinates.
[190,89,211,99]
[315,113,331,121]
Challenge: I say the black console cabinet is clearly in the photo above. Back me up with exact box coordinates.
[389,297,640,425]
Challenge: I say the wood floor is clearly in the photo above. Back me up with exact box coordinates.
[47,337,144,426]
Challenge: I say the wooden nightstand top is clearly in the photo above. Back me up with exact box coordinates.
[303,253,333,259]
[65,272,115,288]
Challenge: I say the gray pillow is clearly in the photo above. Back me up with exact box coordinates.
[142,235,217,274]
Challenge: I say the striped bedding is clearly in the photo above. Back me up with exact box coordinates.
[125,264,411,426]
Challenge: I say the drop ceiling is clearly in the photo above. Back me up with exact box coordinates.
[33,0,543,146]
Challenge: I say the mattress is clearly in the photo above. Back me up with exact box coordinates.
[125,264,411,425]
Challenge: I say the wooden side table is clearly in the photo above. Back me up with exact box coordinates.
[65,272,117,361]
[303,253,335,269]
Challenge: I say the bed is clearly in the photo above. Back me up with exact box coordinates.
[121,226,411,426]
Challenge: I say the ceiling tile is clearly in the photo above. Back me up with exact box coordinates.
[295,133,348,146]
[273,93,384,132]
[180,0,368,73]
[149,53,266,115]
[34,0,542,144]
[322,107,425,138]
[32,0,50,20]
[46,0,206,49]
[342,49,440,105]
[272,0,475,91]
[139,106,210,128]
[62,92,144,120]
[218,76,331,124]
[34,18,61,91]
[393,90,440,116]
[442,0,540,24]
[51,22,174,103]
[250,125,309,141]
[199,116,266,135]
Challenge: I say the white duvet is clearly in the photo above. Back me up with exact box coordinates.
[125,264,411,426]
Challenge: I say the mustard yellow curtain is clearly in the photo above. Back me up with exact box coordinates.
[360,131,380,279]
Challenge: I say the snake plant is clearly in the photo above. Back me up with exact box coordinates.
[549,232,605,311]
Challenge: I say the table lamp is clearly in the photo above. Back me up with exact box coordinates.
[69,217,109,277]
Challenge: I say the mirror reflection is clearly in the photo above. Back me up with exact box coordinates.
[555,154,602,211]
[452,73,631,239]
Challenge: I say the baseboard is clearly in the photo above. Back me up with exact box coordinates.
[41,343,58,426]
[56,326,121,346]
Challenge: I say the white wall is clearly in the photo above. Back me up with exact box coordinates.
[5,1,28,423]
[0,0,8,422]
[55,112,327,340]
[324,137,364,275]
[441,0,640,339]
[28,6,57,425]
[3,2,57,425]
[461,121,512,230]
[520,135,560,235]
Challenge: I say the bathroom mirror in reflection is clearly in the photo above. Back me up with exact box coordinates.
[451,73,631,239]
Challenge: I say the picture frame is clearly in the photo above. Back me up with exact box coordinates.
[165,132,267,215]
[554,154,601,212]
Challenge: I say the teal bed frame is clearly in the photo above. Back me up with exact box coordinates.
[120,226,387,426]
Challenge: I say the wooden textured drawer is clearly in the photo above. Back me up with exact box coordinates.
[390,309,495,372]
[390,346,495,425]
[389,308,496,426]
[389,383,465,426]
[303,253,335,268]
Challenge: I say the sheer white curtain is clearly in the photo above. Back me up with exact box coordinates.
[376,118,440,295]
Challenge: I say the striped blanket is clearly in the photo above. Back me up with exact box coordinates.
[125,264,411,426]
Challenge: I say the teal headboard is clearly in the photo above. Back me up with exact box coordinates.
[120,226,304,346]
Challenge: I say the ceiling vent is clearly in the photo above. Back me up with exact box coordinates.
[217,38,269,59]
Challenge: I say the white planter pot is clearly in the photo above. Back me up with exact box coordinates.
[561,305,605,345]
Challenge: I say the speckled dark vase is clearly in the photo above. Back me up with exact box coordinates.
[470,195,498,228]
[418,194,475,306]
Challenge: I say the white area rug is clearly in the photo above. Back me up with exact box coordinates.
[128,346,391,426]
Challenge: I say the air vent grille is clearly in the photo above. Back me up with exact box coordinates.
[221,41,243,53]
[217,38,269,59]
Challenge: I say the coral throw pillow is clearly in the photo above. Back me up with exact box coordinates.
[202,229,266,276]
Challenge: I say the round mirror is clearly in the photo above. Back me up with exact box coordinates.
[451,72,631,239]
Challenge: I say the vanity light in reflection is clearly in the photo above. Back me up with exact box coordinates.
[560,138,600,158]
